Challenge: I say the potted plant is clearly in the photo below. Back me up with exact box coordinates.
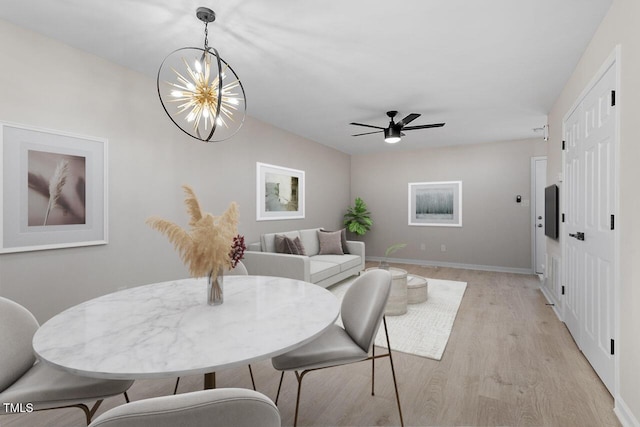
[379,243,406,270]
[343,197,373,236]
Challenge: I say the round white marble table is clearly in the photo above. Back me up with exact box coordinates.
[32,276,339,383]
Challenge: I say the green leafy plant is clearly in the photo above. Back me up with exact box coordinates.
[379,242,406,269]
[385,243,407,257]
[343,197,373,236]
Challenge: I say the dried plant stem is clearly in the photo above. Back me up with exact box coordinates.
[208,270,223,304]
[44,160,69,226]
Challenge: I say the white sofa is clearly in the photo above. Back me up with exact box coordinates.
[243,228,365,288]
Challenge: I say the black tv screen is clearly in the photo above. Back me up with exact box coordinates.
[545,185,559,239]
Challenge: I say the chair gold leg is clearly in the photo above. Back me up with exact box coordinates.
[87,400,103,423]
[372,344,376,396]
[248,364,256,391]
[173,377,180,394]
[383,316,404,427]
[293,371,307,427]
[75,404,92,426]
[275,371,285,405]
[36,402,99,426]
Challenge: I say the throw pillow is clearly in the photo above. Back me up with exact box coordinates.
[275,235,306,255]
[317,230,344,255]
[319,228,350,254]
[291,236,307,255]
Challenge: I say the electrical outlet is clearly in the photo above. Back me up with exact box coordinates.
[440,244,446,252]
[420,243,426,251]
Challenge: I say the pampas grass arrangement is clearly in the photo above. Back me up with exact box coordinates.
[146,185,239,285]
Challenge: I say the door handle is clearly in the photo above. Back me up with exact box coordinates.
[537,224,543,228]
[569,232,585,241]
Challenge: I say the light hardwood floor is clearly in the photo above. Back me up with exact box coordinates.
[2,263,621,427]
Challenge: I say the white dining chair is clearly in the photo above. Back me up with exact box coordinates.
[88,388,280,427]
[0,296,133,425]
[226,260,248,276]
[271,269,404,427]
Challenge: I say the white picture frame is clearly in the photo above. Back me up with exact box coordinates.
[256,162,305,221]
[408,181,462,227]
[0,122,108,253]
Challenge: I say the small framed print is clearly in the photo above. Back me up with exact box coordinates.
[256,162,305,221]
[408,181,462,227]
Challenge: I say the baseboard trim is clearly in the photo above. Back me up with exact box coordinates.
[366,256,534,275]
[615,395,640,427]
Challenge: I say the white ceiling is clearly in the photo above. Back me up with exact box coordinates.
[0,0,611,154]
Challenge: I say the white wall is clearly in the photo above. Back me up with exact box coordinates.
[351,138,546,272]
[0,19,350,323]
[546,0,640,423]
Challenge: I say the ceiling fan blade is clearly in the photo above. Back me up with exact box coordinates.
[349,122,386,130]
[403,123,446,130]
[396,113,421,127]
[352,130,383,137]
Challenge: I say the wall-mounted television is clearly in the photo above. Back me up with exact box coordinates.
[545,184,559,239]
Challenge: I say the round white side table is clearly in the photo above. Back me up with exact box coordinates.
[366,267,408,316]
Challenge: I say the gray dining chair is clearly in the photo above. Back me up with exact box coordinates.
[88,388,280,427]
[226,260,248,276]
[173,261,256,394]
[0,296,133,425]
[271,269,404,427]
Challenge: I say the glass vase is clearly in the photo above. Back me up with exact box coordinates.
[207,268,224,305]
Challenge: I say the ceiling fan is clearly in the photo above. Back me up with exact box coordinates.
[350,111,445,143]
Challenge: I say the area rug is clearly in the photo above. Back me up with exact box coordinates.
[329,276,467,361]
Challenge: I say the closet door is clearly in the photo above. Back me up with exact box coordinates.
[563,62,617,394]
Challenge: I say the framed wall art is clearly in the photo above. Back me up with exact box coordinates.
[408,181,462,227]
[256,162,305,221]
[0,122,108,253]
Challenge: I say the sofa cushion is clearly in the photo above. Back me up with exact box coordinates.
[311,254,361,272]
[275,235,306,255]
[262,231,300,253]
[317,230,344,255]
[299,228,322,256]
[319,228,350,254]
[309,260,341,283]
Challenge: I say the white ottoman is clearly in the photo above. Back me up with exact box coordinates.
[407,275,428,304]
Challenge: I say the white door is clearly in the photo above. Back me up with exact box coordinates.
[533,157,547,274]
[563,62,616,393]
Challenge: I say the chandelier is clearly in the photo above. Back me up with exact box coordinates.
[157,7,246,142]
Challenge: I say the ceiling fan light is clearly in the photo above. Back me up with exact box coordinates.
[384,127,401,144]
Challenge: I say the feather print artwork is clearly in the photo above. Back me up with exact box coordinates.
[44,160,69,225]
